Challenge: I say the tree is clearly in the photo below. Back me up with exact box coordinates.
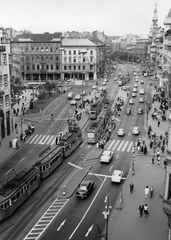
[38,90,46,101]
[44,81,54,96]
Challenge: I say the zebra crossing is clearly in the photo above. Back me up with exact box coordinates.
[106,139,135,153]
[26,134,58,145]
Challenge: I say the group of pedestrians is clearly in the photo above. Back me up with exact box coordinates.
[136,136,148,155]
[130,183,154,218]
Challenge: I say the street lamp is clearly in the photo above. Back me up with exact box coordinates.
[79,50,87,109]
[59,48,66,93]
[68,162,110,240]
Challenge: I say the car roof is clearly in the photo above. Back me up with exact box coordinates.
[103,150,113,154]
[118,128,124,131]
[113,170,122,174]
[133,126,139,129]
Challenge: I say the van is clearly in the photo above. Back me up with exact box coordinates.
[68,92,73,99]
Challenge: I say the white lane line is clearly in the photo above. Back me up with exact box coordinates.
[38,135,47,144]
[107,140,116,150]
[5,168,13,175]
[111,140,120,151]
[69,177,107,239]
[46,135,54,145]
[50,136,57,145]
[109,165,113,172]
[121,141,129,151]
[117,141,125,151]
[39,135,51,145]
[19,157,25,163]
[34,135,43,144]
[25,134,35,143]
[29,134,39,144]
[127,141,134,152]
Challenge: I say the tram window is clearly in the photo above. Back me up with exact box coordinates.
[17,191,20,199]
[34,175,38,182]
[21,188,24,195]
[11,195,16,204]
[46,163,49,169]
[26,183,30,190]
[0,203,4,212]
[30,179,34,186]
[43,165,46,171]
[4,200,10,209]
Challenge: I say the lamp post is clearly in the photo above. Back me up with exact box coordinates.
[68,162,110,240]
[79,50,87,109]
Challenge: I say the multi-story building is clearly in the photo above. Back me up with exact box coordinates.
[0,29,12,139]
[135,35,149,60]
[61,38,97,80]
[11,32,62,83]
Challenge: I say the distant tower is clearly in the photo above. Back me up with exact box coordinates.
[152,2,158,33]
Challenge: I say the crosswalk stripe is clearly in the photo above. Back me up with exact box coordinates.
[46,135,54,145]
[107,140,116,150]
[117,141,125,151]
[34,135,43,144]
[50,136,56,145]
[29,134,39,144]
[112,140,120,151]
[121,141,129,151]
[38,135,48,145]
[40,135,51,145]
[127,142,134,152]
[25,134,35,143]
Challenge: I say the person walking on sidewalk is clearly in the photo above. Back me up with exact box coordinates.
[152,155,155,164]
[130,182,134,194]
[144,204,149,218]
[138,204,144,217]
[157,156,160,165]
[150,187,154,198]
[145,186,150,198]
[161,145,165,154]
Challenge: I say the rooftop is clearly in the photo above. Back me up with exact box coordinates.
[62,38,96,47]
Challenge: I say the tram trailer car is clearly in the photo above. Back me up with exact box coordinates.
[0,166,40,221]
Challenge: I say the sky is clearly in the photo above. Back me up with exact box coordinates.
[1,0,171,36]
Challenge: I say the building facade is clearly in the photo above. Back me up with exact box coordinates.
[0,29,12,139]
[61,39,97,80]
[11,32,62,83]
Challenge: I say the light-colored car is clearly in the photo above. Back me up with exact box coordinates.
[134,84,138,88]
[100,150,114,163]
[140,79,144,84]
[111,170,123,183]
[132,93,136,98]
[135,78,138,82]
[139,97,144,103]
[132,88,137,93]
[71,99,76,105]
[140,89,145,95]
[144,72,147,77]
[80,91,86,96]
[137,108,143,114]
[132,127,140,135]
[114,77,117,81]
[102,81,107,85]
[117,128,125,136]
[92,85,98,89]
[133,72,136,76]
[129,99,134,105]
[75,94,81,100]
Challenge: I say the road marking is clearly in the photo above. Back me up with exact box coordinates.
[127,142,134,152]
[57,219,66,231]
[107,139,116,150]
[19,157,25,163]
[112,140,120,151]
[85,225,93,237]
[5,168,13,175]
[50,136,56,145]
[121,141,129,151]
[117,141,124,151]
[109,165,113,172]
[39,135,51,145]
[34,135,43,144]
[46,135,55,145]
[29,134,39,144]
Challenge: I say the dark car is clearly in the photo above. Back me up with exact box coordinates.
[137,108,143,114]
[76,180,94,199]
[126,108,131,115]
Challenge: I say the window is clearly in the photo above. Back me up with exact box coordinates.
[83,65,85,70]
[46,47,49,52]
[46,65,49,70]
[90,50,93,55]
[37,56,39,61]
[64,65,67,70]
[41,47,44,52]
[69,50,71,55]
[4,75,8,86]
[32,65,35,70]
[51,56,53,61]
[90,56,93,62]
[41,65,44,70]
[36,47,39,51]
[69,65,71,70]
[26,57,30,62]
[73,57,76,63]
[50,47,53,52]
[73,50,76,55]
[74,65,76,70]
[78,65,81,70]
[27,65,30,70]
[69,57,72,63]
[37,65,40,70]
[32,47,34,51]
[51,65,53,70]
[56,56,59,61]
[56,65,58,70]
[46,56,49,61]
[64,57,67,63]
[41,56,44,61]
[83,57,86,63]
[168,174,171,200]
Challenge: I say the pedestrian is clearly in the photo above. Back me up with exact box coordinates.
[163,159,167,169]
[144,204,149,218]
[157,120,160,127]
[157,150,160,159]
[145,186,149,198]
[130,182,134,194]
[96,142,99,148]
[157,156,160,165]
[152,155,155,164]
[144,145,147,155]
[150,187,154,198]
[161,145,165,154]
[138,204,144,217]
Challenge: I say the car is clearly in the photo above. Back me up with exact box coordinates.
[140,89,145,95]
[132,88,137,93]
[114,77,117,81]
[100,150,114,163]
[132,127,140,135]
[134,84,138,88]
[76,180,94,199]
[80,91,86,96]
[71,100,77,105]
[132,93,136,98]
[126,108,131,115]
[140,79,144,84]
[144,72,147,77]
[102,81,107,85]
[92,85,98,89]
[104,78,108,82]
[129,99,134,105]
[139,97,144,103]
[121,86,128,91]
[133,72,136,76]
[117,128,125,136]
[68,92,73,99]
[135,77,138,82]
[138,72,141,76]
[111,170,123,183]
[75,94,81,100]
[137,108,143,114]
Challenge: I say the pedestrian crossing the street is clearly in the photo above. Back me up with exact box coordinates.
[106,139,135,153]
